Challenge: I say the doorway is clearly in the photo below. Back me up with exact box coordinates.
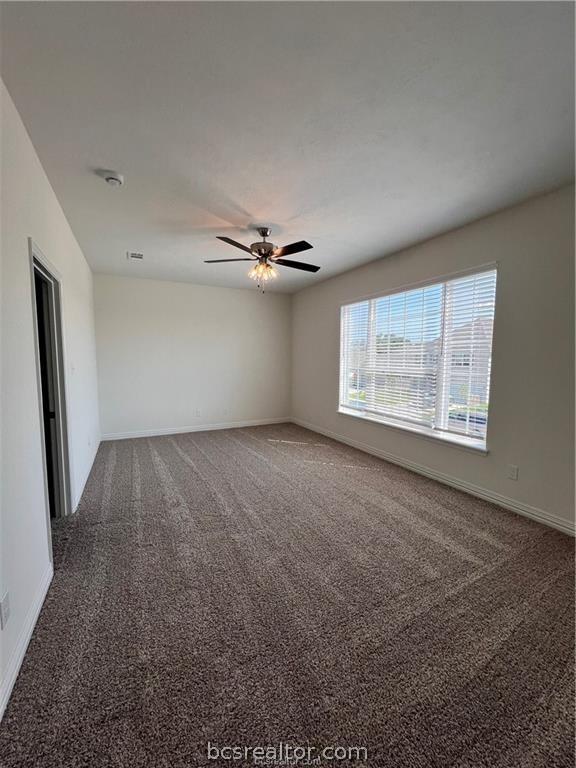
[30,241,72,541]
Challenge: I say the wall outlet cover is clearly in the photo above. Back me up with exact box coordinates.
[0,592,10,630]
[507,464,519,481]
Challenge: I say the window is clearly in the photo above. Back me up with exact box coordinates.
[339,268,497,449]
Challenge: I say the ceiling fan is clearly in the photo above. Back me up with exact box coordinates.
[204,228,320,286]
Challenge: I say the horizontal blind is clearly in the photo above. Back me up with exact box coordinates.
[340,268,497,443]
[437,270,497,440]
[340,300,370,410]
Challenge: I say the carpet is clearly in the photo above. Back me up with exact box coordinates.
[0,424,574,767]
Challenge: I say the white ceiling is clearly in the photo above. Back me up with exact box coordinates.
[1,2,573,293]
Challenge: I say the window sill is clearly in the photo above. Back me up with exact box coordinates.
[337,407,488,454]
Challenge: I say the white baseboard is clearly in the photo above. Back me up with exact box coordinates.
[102,417,292,442]
[291,418,575,537]
[0,562,53,721]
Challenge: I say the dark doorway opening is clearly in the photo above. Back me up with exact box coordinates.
[34,270,59,517]
[31,247,71,533]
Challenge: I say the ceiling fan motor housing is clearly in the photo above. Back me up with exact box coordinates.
[251,240,276,259]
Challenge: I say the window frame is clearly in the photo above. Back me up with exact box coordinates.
[337,263,497,453]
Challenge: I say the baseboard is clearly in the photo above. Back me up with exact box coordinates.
[0,562,53,721]
[291,418,575,537]
[102,417,292,442]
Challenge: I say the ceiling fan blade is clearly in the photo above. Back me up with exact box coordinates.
[204,258,255,263]
[275,258,320,273]
[216,236,254,254]
[274,240,313,258]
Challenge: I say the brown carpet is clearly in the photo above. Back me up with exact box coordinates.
[1,424,574,767]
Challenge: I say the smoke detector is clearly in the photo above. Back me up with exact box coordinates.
[97,169,124,187]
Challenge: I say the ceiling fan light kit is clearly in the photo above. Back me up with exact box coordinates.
[248,262,278,283]
[205,227,320,289]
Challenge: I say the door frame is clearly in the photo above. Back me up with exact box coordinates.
[29,239,72,556]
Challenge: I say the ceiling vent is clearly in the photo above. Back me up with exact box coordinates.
[126,251,144,261]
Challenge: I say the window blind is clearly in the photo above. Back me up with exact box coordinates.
[339,268,497,444]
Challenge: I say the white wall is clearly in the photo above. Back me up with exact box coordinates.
[292,186,575,534]
[94,275,291,438]
[0,82,101,715]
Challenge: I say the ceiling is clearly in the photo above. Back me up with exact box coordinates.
[1,2,573,293]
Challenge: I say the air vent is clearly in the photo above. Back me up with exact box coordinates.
[126,251,144,261]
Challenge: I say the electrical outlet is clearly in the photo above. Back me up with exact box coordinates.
[195,409,201,417]
[507,464,519,481]
[0,592,10,630]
